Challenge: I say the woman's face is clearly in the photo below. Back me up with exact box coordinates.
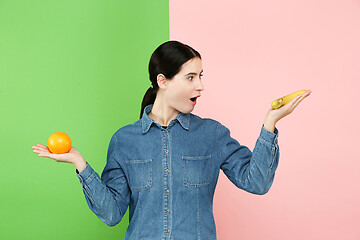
[162,57,204,114]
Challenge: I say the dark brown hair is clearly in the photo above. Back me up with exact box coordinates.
[140,40,201,119]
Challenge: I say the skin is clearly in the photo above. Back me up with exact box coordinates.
[31,56,311,173]
[263,90,312,132]
[148,57,205,126]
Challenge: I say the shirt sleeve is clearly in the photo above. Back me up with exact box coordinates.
[76,133,130,226]
[217,122,280,195]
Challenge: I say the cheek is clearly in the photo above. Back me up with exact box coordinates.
[171,90,187,100]
[167,81,192,101]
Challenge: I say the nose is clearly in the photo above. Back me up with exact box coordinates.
[197,79,205,91]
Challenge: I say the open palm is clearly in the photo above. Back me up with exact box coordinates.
[32,144,84,164]
[265,90,312,123]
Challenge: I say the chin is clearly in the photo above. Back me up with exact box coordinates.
[172,102,195,114]
[175,107,192,114]
[183,107,194,114]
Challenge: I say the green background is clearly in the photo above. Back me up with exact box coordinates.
[0,0,169,239]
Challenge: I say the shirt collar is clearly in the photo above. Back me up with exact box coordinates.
[141,104,190,133]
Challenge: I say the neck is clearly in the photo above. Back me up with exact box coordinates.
[148,96,180,126]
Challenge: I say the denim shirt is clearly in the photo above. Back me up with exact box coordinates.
[76,104,280,240]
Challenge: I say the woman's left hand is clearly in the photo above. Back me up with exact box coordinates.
[264,90,312,124]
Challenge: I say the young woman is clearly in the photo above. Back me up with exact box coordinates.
[32,40,311,239]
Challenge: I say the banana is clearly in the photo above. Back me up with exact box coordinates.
[271,90,306,109]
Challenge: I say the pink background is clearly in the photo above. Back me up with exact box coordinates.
[170,0,360,239]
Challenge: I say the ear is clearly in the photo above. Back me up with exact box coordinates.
[157,73,168,89]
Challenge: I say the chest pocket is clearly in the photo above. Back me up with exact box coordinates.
[125,158,152,191]
[182,155,212,187]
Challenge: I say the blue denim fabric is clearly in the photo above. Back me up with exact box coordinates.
[76,103,279,240]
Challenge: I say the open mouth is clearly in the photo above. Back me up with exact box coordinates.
[190,97,197,102]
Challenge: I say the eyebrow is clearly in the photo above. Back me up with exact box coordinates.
[185,70,204,76]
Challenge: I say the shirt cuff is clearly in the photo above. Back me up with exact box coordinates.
[260,124,279,146]
[76,162,94,183]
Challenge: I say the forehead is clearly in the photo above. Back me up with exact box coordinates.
[179,57,202,72]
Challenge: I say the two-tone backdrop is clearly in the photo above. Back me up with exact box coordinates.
[1,0,359,239]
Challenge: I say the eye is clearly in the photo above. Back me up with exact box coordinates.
[188,76,193,80]
[200,74,203,79]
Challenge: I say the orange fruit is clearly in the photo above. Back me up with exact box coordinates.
[47,132,72,154]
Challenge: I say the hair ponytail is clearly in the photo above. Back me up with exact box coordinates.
[139,40,201,119]
[140,86,157,119]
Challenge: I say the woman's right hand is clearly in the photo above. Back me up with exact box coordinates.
[32,144,85,165]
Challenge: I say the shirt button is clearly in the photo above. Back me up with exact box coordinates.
[166,209,170,214]
[166,190,170,194]
[164,132,168,136]
[165,169,170,174]
[166,229,170,233]
[165,149,169,154]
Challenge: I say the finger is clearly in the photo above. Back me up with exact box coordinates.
[33,145,45,151]
[33,146,51,153]
[38,153,49,157]
[33,146,49,151]
[36,152,50,157]
[38,152,59,161]
[40,146,51,152]
[37,144,48,149]
[292,92,310,109]
[281,94,303,112]
[33,148,45,153]
[291,91,310,104]
[301,90,311,98]
[33,150,49,156]
[285,94,302,107]
[32,146,50,153]
[291,98,302,109]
